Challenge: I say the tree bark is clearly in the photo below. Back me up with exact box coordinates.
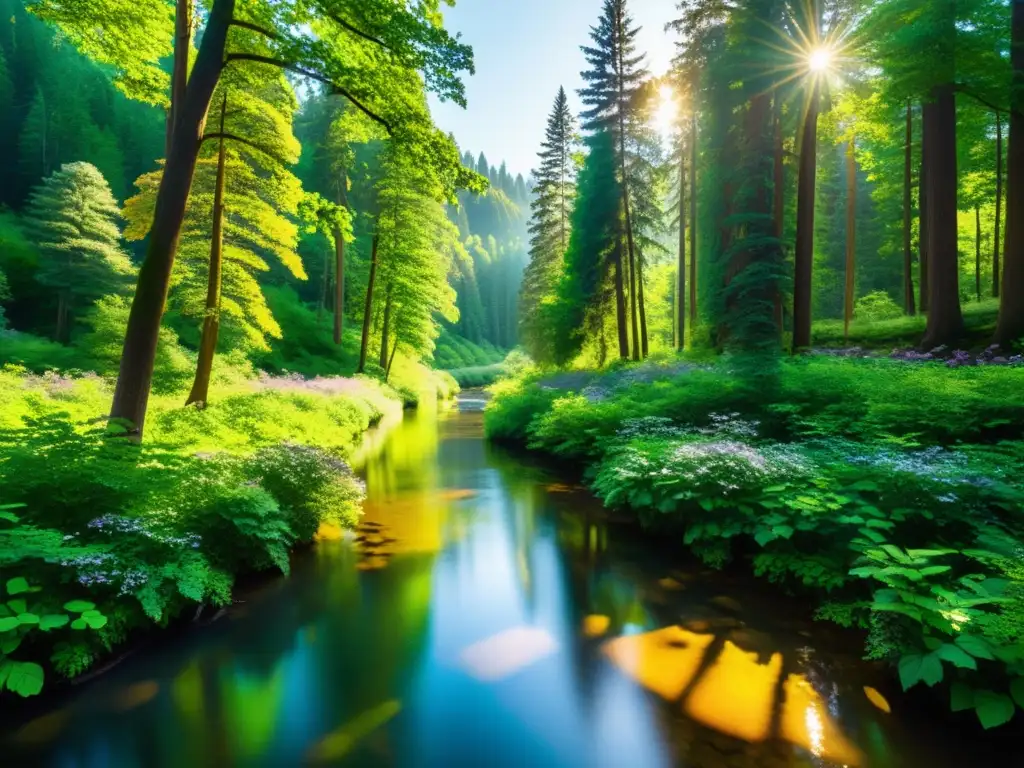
[996,2,1024,346]
[792,81,820,352]
[637,251,648,358]
[613,239,629,359]
[975,205,982,302]
[921,87,965,348]
[357,232,379,373]
[919,109,930,314]
[614,1,639,361]
[385,337,398,382]
[333,226,345,343]
[110,0,234,439]
[186,98,227,408]
[676,143,686,351]
[55,292,68,344]
[994,110,1003,299]
[689,115,698,329]
[843,138,857,341]
[772,95,785,333]
[166,0,191,156]
[379,284,392,370]
[903,102,916,315]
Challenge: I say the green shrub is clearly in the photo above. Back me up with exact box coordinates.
[854,291,904,322]
[246,442,365,539]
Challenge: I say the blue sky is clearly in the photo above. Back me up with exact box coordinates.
[427,0,680,179]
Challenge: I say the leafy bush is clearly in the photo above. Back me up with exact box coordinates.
[246,443,365,539]
[854,290,904,322]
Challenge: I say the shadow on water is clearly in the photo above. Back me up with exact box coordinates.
[5,392,1022,766]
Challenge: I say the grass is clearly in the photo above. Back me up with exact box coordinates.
[812,299,1000,350]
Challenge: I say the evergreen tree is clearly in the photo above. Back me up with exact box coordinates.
[551,130,621,364]
[22,161,135,342]
[580,0,652,360]
[520,86,577,362]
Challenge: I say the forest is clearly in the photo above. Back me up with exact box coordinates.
[1,0,1024,762]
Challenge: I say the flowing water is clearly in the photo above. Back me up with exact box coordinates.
[4,395,1017,767]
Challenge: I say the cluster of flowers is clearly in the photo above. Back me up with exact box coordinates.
[889,344,1024,368]
[257,371,368,396]
[87,514,202,549]
[22,370,103,397]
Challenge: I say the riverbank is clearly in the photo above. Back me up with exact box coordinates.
[0,364,447,700]
[484,355,1024,730]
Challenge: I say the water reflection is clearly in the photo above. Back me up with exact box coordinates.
[2,399,1013,767]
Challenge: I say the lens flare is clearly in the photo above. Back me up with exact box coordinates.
[808,47,833,73]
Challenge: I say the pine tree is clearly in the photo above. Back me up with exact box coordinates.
[23,162,135,342]
[579,0,651,360]
[520,86,577,362]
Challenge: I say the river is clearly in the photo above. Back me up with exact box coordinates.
[4,394,1017,767]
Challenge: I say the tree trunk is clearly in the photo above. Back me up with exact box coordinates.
[333,226,345,344]
[110,0,233,439]
[996,2,1024,345]
[357,233,379,374]
[55,292,68,344]
[921,87,965,348]
[689,115,698,329]
[613,239,629,359]
[772,95,785,333]
[186,96,227,408]
[994,110,1004,299]
[385,337,398,382]
[919,110,930,314]
[166,0,191,156]
[614,2,639,362]
[843,139,857,341]
[975,206,982,302]
[317,249,329,322]
[792,81,819,352]
[903,102,916,315]
[637,252,648,358]
[676,143,686,351]
[626,224,639,360]
[379,284,392,370]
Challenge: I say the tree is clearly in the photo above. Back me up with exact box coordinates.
[997,0,1024,347]
[22,162,135,342]
[520,86,577,362]
[33,0,478,437]
[123,65,306,406]
[551,130,621,365]
[579,0,651,360]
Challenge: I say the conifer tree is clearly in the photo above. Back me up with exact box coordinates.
[580,0,651,360]
[23,162,135,342]
[520,86,577,362]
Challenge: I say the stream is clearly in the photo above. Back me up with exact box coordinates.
[4,394,1017,767]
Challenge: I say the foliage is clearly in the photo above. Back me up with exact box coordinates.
[854,290,905,323]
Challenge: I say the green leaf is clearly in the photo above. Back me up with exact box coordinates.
[955,634,995,660]
[950,682,974,712]
[82,610,102,619]
[754,530,777,547]
[16,613,40,626]
[975,691,1015,729]
[857,528,886,543]
[848,480,879,491]
[0,617,20,633]
[918,566,952,577]
[936,644,978,670]
[850,566,880,578]
[2,660,44,696]
[84,615,107,630]
[898,653,943,690]
[772,525,794,540]
[70,618,87,631]
[63,601,96,614]
[881,545,910,563]
[39,615,69,631]
[7,599,26,615]
[1,634,21,654]
[1011,678,1024,710]
[6,578,29,596]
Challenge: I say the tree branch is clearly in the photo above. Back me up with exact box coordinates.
[200,131,270,155]
[326,13,395,54]
[954,84,1006,115]
[229,19,279,39]
[224,53,393,133]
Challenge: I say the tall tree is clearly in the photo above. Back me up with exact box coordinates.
[33,0,478,437]
[997,0,1024,346]
[579,0,651,360]
[23,162,135,342]
[520,86,577,362]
